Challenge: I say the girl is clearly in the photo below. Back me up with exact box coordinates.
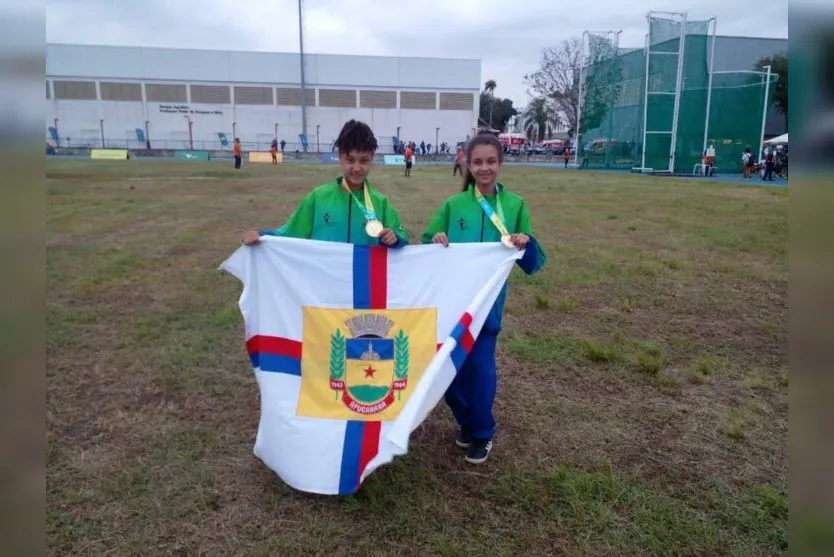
[242,120,408,247]
[421,133,547,464]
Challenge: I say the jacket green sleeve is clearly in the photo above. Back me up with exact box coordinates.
[382,199,409,247]
[420,201,450,244]
[516,199,547,275]
[260,191,315,239]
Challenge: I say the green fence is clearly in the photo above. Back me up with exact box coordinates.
[578,16,777,174]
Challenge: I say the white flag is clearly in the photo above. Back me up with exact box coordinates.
[221,237,521,495]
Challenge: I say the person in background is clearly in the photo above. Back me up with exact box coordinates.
[233,138,242,170]
[421,133,547,465]
[762,148,775,181]
[453,146,464,176]
[742,147,754,180]
[705,144,716,176]
[280,139,286,153]
[563,147,571,169]
[270,141,278,164]
[404,142,413,177]
[241,119,408,248]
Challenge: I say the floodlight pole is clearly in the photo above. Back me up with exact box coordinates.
[668,11,687,173]
[758,64,772,161]
[298,0,308,152]
[640,16,650,171]
[605,31,621,168]
[702,16,717,155]
[575,31,587,165]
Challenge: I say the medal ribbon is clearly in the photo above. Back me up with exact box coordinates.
[473,185,509,236]
[340,178,378,222]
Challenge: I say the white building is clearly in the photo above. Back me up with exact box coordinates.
[45,43,481,152]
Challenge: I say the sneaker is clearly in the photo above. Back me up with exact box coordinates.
[455,428,473,449]
[465,438,493,464]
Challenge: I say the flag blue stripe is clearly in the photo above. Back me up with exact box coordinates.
[449,323,467,344]
[250,353,302,376]
[339,420,365,495]
[352,246,371,310]
[450,344,468,372]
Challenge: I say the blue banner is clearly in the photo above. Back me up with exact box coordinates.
[321,153,339,164]
[384,155,414,166]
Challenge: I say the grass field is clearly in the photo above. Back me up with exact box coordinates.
[47,159,788,556]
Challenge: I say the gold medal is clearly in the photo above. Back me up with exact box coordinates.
[365,219,384,238]
[501,234,515,248]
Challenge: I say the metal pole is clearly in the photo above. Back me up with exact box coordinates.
[298,0,308,152]
[668,12,687,173]
[758,64,772,162]
[640,16,650,170]
[604,31,621,168]
[702,16,716,155]
[99,118,105,148]
[574,31,587,166]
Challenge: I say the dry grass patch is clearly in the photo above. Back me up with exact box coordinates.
[47,160,788,556]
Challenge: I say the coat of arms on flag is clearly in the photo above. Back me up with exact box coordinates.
[298,308,436,420]
[220,236,525,495]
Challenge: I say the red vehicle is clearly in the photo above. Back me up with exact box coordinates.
[498,133,526,148]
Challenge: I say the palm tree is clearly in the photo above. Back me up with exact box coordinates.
[522,97,561,143]
[484,80,497,128]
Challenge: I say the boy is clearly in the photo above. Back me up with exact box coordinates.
[404,143,413,177]
[242,120,408,248]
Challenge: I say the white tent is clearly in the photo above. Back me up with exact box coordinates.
[764,133,788,145]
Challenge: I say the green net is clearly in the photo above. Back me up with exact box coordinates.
[578,32,636,169]
[577,16,775,174]
[705,72,778,173]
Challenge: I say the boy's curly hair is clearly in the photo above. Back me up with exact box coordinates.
[335,120,378,154]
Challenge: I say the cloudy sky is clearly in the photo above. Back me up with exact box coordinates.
[46,0,788,107]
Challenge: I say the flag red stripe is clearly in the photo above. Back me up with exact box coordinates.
[369,246,388,310]
[355,247,385,490]
[357,420,382,487]
[246,335,302,359]
[461,329,475,353]
[459,312,473,328]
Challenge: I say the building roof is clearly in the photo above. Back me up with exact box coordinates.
[46,43,482,90]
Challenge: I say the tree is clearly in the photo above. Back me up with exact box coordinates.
[522,97,561,142]
[478,93,517,132]
[484,79,497,128]
[524,38,582,138]
[755,54,788,129]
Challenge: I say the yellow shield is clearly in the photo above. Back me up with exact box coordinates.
[296,307,437,421]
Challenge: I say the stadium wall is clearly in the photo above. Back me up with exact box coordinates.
[45,44,481,152]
